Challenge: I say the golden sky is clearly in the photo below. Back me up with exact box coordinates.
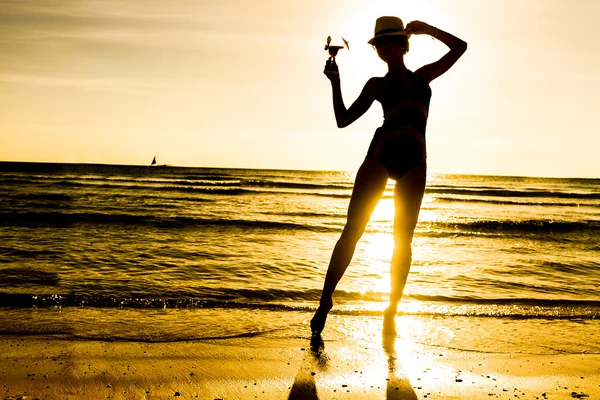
[1,0,598,178]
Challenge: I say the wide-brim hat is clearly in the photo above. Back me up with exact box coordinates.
[367,16,408,45]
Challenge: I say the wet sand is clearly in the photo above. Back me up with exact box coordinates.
[1,333,599,400]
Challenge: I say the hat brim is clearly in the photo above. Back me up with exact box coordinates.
[367,31,408,45]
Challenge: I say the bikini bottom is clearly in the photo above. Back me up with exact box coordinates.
[367,127,426,181]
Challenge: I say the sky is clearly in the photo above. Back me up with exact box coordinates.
[0,0,599,178]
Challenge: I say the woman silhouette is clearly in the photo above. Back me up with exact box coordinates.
[311,17,467,336]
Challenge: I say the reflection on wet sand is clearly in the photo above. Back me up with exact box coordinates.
[289,333,417,399]
[383,333,418,400]
[288,336,327,399]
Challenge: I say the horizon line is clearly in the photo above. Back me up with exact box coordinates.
[0,160,598,181]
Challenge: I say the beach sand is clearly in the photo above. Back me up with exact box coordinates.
[1,327,598,400]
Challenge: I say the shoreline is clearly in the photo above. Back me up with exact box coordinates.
[1,333,598,400]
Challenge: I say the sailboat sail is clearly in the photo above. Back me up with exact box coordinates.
[150,156,156,166]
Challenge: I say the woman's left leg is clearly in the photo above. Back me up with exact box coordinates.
[311,156,389,335]
[384,163,427,331]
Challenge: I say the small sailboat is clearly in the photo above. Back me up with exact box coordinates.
[149,152,168,167]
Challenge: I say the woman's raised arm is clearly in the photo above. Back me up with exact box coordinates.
[407,21,467,84]
[325,62,379,128]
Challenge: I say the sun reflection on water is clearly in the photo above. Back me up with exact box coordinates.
[359,194,452,299]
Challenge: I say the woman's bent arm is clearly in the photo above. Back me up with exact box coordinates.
[407,21,467,83]
[329,77,378,128]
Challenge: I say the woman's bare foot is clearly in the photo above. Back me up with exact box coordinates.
[382,306,397,337]
[310,298,333,336]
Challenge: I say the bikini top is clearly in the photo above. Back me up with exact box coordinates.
[380,69,432,134]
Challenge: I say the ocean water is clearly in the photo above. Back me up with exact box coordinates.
[0,162,599,353]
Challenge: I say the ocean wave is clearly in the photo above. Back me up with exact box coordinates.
[0,177,47,186]
[264,211,345,219]
[2,210,596,237]
[2,289,599,308]
[538,260,600,274]
[1,174,353,192]
[0,268,60,287]
[1,292,598,320]
[181,174,237,181]
[242,179,351,191]
[425,187,600,200]
[425,219,599,234]
[4,173,597,204]
[308,192,352,199]
[0,247,60,258]
[433,197,592,207]
[0,211,340,232]
[2,191,215,206]
[47,180,250,194]
[79,176,243,187]
[99,193,215,203]
[13,193,74,201]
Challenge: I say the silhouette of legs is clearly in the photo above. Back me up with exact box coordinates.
[311,156,389,335]
[384,163,426,336]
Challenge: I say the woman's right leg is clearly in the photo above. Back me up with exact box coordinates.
[382,163,427,336]
[311,156,389,334]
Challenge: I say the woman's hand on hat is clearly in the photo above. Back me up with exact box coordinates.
[406,21,432,36]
